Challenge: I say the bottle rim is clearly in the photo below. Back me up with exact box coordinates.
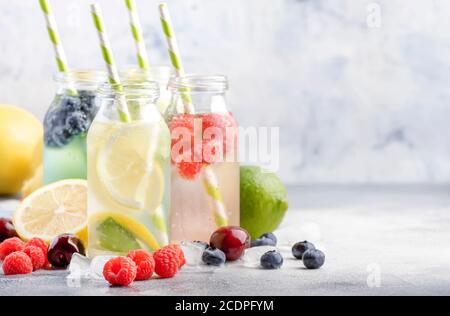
[53,70,107,84]
[98,80,160,102]
[168,74,228,93]
[120,65,173,84]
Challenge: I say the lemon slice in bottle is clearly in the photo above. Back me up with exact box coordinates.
[13,179,87,243]
[97,122,164,211]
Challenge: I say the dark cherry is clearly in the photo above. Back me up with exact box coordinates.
[209,226,251,261]
[0,217,18,242]
[47,234,85,268]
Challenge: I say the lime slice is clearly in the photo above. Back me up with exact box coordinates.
[90,212,161,251]
[97,122,164,211]
[97,217,140,253]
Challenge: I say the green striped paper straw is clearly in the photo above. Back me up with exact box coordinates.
[125,0,169,244]
[158,3,194,113]
[158,3,229,228]
[90,3,131,122]
[124,0,150,70]
[38,0,77,95]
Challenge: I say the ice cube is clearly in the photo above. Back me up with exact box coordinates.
[67,253,91,279]
[241,246,277,267]
[90,255,115,280]
[274,222,323,246]
[180,241,205,266]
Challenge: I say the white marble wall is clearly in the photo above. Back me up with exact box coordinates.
[1,0,450,183]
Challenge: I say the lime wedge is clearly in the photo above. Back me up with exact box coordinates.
[97,217,140,253]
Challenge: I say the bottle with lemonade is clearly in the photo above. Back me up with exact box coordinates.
[165,75,240,242]
[87,81,170,257]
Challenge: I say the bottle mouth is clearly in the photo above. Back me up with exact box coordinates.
[98,80,160,102]
[120,65,173,84]
[53,70,107,84]
[168,74,228,93]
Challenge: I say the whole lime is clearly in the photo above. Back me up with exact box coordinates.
[240,166,288,239]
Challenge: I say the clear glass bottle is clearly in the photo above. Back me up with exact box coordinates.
[87,80,170,257]
[120,65,172,113]
[165,75,240,242]
[43,70,106,184]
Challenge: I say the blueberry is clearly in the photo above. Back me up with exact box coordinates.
[202,247,226,266]
[260,250,283,269]
[302,249,325,269]
[79,91,98,116]
[251,237,276,247]
[60,95,82,112]
[44,106,67,130]
[292,241,315,260]
[193,241,209,249]
[46,126,71,147]
[65,112,90,135]
[260,232,277,245]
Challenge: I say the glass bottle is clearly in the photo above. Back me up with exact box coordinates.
[120,65,172,113]
[43,70,106,184]
[87,80,170,257]
[165,75,240,242]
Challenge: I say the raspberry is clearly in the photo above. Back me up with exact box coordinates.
[2,251,33,275]
[176,161,203,180]
[0,237,25,261]
[165,244,185,268]
[202,112,237,158]
[153,247,179,278]
[169,113,195,132]
[127,249,155,281]
[26,238,51,269]
[103,256,137,286]
[23,245,45,271]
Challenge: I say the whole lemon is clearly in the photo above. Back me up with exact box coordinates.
[0,105,43,196]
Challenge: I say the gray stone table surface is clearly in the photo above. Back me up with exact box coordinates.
[1,184,450,296]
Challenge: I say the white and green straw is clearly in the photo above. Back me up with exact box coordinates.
[124,0,150,70]
[158,3,194,113]
[90,3,131,122]
[124,0,169,245]
[38,0,77,95]
[159,3,229,227]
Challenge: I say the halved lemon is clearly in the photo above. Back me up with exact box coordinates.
[13,179,87,243]
[96,122,164,211]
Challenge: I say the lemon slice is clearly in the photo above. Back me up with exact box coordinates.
[13,179,87,243]
[97,122,164,211]
[89,212,161,251]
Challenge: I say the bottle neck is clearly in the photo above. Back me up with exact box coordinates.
[54,70,107,95]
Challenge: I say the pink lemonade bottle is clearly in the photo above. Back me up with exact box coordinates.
[165,75,240,242]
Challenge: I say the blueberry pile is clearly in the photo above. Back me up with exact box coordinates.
[251,232,326,270]
[44,91,98,147]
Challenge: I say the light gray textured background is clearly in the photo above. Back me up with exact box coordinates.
[1,0,450,184]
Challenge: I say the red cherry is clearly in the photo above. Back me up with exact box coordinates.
[209,226,251,261]
[0,218,18,242]
[47,234,85,268]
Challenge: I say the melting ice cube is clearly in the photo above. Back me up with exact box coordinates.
[241,246,277,268]
[180,241,205,266]
[67,253,91,279]
[90,255,115,280]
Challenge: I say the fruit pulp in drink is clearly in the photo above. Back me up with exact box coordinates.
[168,112,240,242]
